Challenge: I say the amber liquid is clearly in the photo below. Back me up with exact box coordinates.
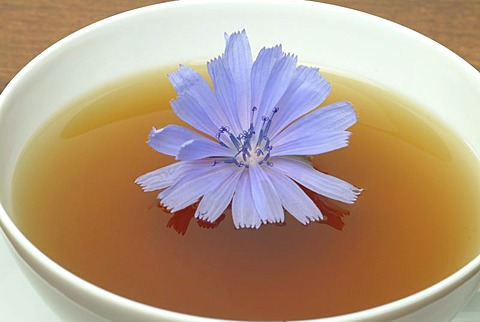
[11,67,480,320]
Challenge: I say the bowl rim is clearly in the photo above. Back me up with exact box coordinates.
[1,0,480,321]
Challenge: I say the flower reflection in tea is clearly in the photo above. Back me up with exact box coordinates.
[136,30,361,228]
[163,189,350,235]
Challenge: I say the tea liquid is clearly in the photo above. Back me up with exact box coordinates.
[11,68,480,320]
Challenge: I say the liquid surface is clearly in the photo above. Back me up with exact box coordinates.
[12,68,480,320]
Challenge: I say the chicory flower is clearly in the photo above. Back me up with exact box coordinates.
[136,30,361,229]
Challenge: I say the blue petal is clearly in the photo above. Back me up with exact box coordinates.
[170,92,221,138]
[251,45,283,113]
[135,162,183,191]
[264,166,323,224]
[159,162,232,212]
[272,132,351,156]
[147,125,206,156]
[253,51,297,130]
[207,56,243,134]
[269,65,331,137]
[271,101,357,156]
[271,157,362,204]
[135,160,214,192]
[169,65,228,135]
[231,170,262,229]
[195,167,243,222]
[176,138,233,161]
[223,30,253,129]
[248,164,284,223]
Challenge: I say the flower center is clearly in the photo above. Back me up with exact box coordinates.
[215,107,279,168]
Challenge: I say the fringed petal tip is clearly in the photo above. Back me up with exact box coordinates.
[297,217,323,226]
[350,186,364,202]
[234,221,262,230]
[224,29,247,39]
[146,127,161,148]
[342,185,363,204]
[134,177,148,191]
[135,163,180,192]
[167,65,201,95]
[135,176,157,192]
[232,213,323,229]
[147,126,160,143]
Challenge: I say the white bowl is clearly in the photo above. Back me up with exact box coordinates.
[1,0,480,321]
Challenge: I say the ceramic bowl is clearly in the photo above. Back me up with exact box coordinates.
[1,1,480,321]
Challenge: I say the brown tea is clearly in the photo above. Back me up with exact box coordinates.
[11,67,480,320]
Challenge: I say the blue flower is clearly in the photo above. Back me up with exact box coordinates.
[136,30,361,229]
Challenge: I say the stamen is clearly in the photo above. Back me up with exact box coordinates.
[264,120,272,136]
[263,108,278,138]
[217,126,231,148]
[219,141,229,148]
[264,137,271,149]
[238,130,248,139]
[264,151,271,162]
[255,131,262,147]
[248,108,256,136]
[250,106,257,124]
[218,106,279,168]
[244,136,252,150]
[228,132,241,150]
